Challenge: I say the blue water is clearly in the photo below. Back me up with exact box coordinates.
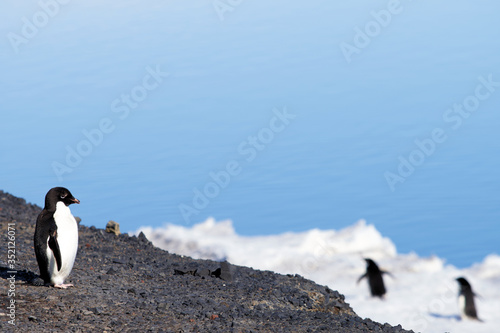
[1,1,499,268]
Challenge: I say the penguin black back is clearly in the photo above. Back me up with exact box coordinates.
[456,277,480,321]
[358,258,387,298]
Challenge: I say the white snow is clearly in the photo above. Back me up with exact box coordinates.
[133,219,500,333]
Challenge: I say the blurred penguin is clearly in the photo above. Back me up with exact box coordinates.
[357,258,392,298]
[456,277,482,321]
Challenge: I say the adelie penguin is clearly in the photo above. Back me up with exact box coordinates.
[456,277,482,321]
[357,258,392,298]
[33,187,80,289]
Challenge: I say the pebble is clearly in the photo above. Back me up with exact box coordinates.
[105,220,120,235]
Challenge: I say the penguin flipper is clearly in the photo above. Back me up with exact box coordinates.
[382,270,395,279]
[357,273,367,284]
[48,231,62,271]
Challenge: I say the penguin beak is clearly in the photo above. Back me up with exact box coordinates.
[71,198,80,204]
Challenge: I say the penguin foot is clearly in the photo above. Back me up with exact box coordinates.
[54,283,74,289]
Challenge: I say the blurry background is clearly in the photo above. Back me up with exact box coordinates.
[1,0,499,268]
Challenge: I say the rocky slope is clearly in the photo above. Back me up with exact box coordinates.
[0,190,411,332]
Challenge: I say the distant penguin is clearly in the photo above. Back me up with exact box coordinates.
[33,187,80,289]
[456,277,481,321]
[357,258,391,298]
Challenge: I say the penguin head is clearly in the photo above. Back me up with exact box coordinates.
[456,277,472,291]
[364,258,380,272]
[45,187,80,209]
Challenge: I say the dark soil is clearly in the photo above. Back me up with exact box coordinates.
[0,190,412,332]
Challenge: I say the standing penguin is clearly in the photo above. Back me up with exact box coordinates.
[357,258,391,298]
[456,277,481,321]
[33,187,80,289]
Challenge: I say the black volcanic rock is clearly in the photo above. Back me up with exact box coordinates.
[0,189,412,332]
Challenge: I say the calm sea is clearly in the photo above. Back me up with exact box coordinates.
[1,1,499,267]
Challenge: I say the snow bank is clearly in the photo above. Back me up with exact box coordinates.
[134,219,500,333]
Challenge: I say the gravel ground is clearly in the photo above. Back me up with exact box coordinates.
[0,190,412,332]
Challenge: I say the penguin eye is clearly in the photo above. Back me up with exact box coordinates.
[60,194,67,199]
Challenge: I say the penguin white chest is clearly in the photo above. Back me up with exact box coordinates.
[458,295,466,319]
[46,202,79,284]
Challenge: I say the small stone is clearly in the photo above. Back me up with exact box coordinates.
[106,267,118,275]
[28,315,37,321]
[91,307,103,315]
[220,261,233,282]
[105,220,120,235]
[137,231,149,243]
[112,259,126,265]
[196,268,211,277]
